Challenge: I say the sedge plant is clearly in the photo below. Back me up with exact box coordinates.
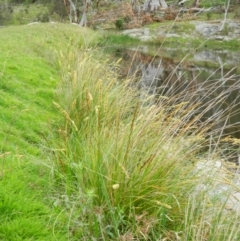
[50,44,240,241]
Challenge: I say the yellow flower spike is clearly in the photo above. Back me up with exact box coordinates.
[97,79,103,105]
[116,58,122,65]
[0,152,11,158]
[95,106,99,114]
[87,91,93,101]
[73,70,77,86]
[112,184,120,190]
[86,91,93,110]
[155,201,172,209]
[60,50,63,59]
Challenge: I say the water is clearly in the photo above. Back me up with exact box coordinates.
[112,47,240,162]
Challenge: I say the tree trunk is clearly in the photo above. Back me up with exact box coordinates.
[143,0,168,11]
[131,0,140,14]
[69,0,78,22]
[63,0,78,23]
[159,0,168,8]
[79,0,92,26]
[193,0,200,7]
[79,11,87,26]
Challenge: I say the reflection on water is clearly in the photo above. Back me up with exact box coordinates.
[114,48,240,162]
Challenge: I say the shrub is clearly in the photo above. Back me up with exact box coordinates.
[115,18,124,30]
[234,6,240,19]
[0,3,13,25]
[48,0,68,22]
[36,11,49,22]
[206,11,212,20]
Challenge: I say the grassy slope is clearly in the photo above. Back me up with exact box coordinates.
[0,23,98,240]
[1,18,240,241]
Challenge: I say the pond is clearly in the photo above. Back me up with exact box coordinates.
[111,46,240,162]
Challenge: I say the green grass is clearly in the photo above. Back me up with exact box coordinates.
[181,0,226,8]
[0,157,66,241]
[1,21,240,241]
[101,32,141,46]
[0,23,99,240]
[153,35,240,50]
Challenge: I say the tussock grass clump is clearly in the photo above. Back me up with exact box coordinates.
[52,48,240,240]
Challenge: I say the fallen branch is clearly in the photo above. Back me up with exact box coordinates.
[219,0,230,31]
[179,7,213,13]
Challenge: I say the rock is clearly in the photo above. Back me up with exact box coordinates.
[122,28,144,35]
[211,36,225,41]
[143,28,150,35]
[139,35,153,41]
[165,33,180,38]
[195,160,240,215]
[227,20,240,29]
[194,22,219,37]
[27,22,40,25]
[100,8,240,42]
[122,27,153,41]
[194,50,219,62]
